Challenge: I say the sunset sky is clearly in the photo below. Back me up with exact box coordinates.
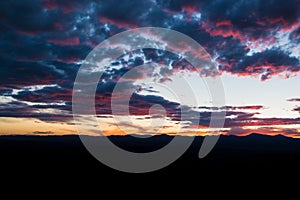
[0,0,299,137]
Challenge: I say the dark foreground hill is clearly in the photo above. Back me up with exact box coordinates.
[1,134,300,185]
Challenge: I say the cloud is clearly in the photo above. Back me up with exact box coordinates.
[224,117,300,128]
[0,0,59,33]
[228,50,299,81]
[0,0,299,87]
[32,131,54,135]
[0,0,299,128]
[280,128,300,138]
[227,127,252,136]
[198,105,264,111]
[293,107,300,113]
[11,85,73,104]
[47,37,80,46]
[287,98,300,113]
[287,98,300,102]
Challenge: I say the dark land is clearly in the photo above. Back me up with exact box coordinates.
[1,134,300,185]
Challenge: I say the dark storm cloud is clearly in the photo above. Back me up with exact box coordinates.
[0,32,91,64]
[94,86,181,116]
[293,107,300,113]
[2,78,299,128]
[198,105,264,111]
[193,0,300,80]
[157,0,300,27]
[96,0,154,24]
[1,0,299,83]
[129,93,180,117]
[0,111,72,122]
[287,98,300,102]
[0,99,72,122]
[289,26,300,41]
[224,117,300,129]
[0,88,12,95]
[156,0,300,80]
[200,0,299,26]
[0,0,59,33]
[0,60,63,86]
[11,86,72,104]
[226,49,300,80]
[0,0,299,124]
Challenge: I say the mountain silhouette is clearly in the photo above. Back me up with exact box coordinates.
[1,134,300,183]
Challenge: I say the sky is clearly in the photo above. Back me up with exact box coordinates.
[0,0,299,137]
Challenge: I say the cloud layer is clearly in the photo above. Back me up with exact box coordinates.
[0,0,299,136]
